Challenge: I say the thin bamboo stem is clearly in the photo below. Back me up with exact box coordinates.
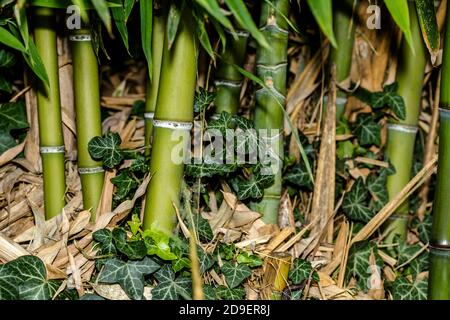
[33,7,66,220]
[261,252,291,300]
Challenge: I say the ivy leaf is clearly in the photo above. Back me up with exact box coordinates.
[236,252,262,268]
[371,83,406,120]
[288,259,319,285]
[284,164,313,189]
[93,229,116,255]
[129,154,149,173]
[391,276,428,300]
[0,74,11,93]
[88,132,123,168]
[198,249,215,274]
[0,101,28,132]
[111,171,139,200]
[19,279,61,300]
[221,262,252,289]
[194,215,214,242]
[346,241,383,291]
[172,257,191,272]
[216,285,246,300]
[152,266,192,300]
[413,215,432,244]
[97,257,160,300]
[396,243,425,267]
[185,162,237,178]
[0,49,16,68]
[353,114,381,147]
[207,111,234,135]
[142,228,178,260]
[231,172,275,200]
[367,170,389,212]
[342,178,374,223]
[112,228,147,260]
[194,88,216,113]
[203,285,217,300]
[0,133,17,155]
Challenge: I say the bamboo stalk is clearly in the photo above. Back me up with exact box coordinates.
[33,7,66,220]
[384,3,427,243]
[144,14,165,156]
[261,252,291,300]
[214,26,249,115]
[429,3,450,296]
[251,0,290,224]
[71,28,104,221]
[143,11,197,233]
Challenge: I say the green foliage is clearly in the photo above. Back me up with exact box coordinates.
[194,88,216,113]
[342,178,373,223]
[0,101,28,154]
[221,261,252,289]
[306,0,336,47]
[88,132,124,169]
[0,255,60,300]
[112,228,147,260]
[152,265,192,300]
[111,171,139,201]
[391,276,428,300]
[216,285,246,300]
[230,171,274,200]
[384,0,414,52]
[142,226,178,260]
[288,258,319,285]
[236,251,262,267]
[346,241,383,291]
[353,114,381,147]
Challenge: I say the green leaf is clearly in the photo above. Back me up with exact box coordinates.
[19,278,60,300]
[384,0,414,53]
[91,0,113,35]
[216,285,245,300]
[93,228,117,255]
[346,241,383,291]
[371,83,406,120]
[22,36,49,87]
[194,88,216,113]
[223,0,269,49]
[152,265,192,300]
[342,178,374,223]
[221,262,251,289]
[208,111,234,135]
[112,228,147,260]
[198,249,215,274]
[231,172,274,200]
[140,0,153,74]
[88,132,123,168]
[127,214,142,235]
[166,1,183,50]
[194,215,214,242]
[236,252,262,267]
[186,162,238,178]
[112,0,134,53]
[353,114,381,147]
[416,0,439,61]
[203,284,217,300]
[367,170,389,212]
[0,74,11,93]
[172,257,191,272]
[111,171,138,200]
[129,154,149,173]
[413,215,432,244]
[0,48,16,68]
[288,258,319,285]
[97,256,160,300]
[0,26,26,52]
[0,133,16,154]
[0,101,28,132]
[194,11,215,61]
[142,227,178,260]
[194,0,234,31]
[284,164,313,189]
[306,0,337,48]
[391,276,427,300]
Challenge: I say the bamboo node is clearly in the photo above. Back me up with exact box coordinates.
[69,35,92,42]
[39,146,65,154]
[78,167,105,175]
[152,119,193,130]
[387,123,418,134]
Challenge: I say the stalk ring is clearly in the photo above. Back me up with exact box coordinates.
[78,167,105,175]
[144,112,155,120]
[69,35,92,42]
[39,146,65,154]
[387,123,418,134]
[153,119,193,130]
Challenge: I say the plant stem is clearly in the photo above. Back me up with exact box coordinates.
[260,252,291,299]
[33,7,66,220]
[71,27,104,221]
[429,1,450,299]
[143,11,197,233]
[144,14,165,156]
[384,3,426,243]
[251,0,290,224]
[214,26,249,115]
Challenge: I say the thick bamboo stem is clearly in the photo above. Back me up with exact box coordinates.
[71,28,104,220]
[143,11,197,233]
[261,252,291,300]
[144,14,165,156]
[384,3,426,243]
[33,7,66,220]
[251,0,290,224]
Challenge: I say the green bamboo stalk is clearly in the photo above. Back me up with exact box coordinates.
[70,27,104,221]
[144,14,165,156]
[143,11,197,234]
[330,0,357,119]
[429,2,450,299]
[251,0,289,224]
[214,27,249,115]
[384,3,426,243]
[33,7,66,220]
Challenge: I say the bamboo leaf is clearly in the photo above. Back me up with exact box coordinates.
[216,285,245,300]
[14,3,29,49]
[288,258,319,284]
[22,36,50,87]
[306,0,337,47]
[97,257,161,300]
[194,12,215,61]
[384,0,414,53]
[415,0,439,64]
[221,262,251,289]
[392,276,428,300]
[223,0,269,49]
[90,0,113,35]
[166,1,184,50]
[88,132,124,169]
[112,0,135,53]
[342,178,373,223]
[0,26,26,52]
[140,0,153,75]
[195,0,234,31]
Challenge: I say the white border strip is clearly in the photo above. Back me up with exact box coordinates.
[257,63,288,72]
[153,120,193,130]
[40,146,65,154]
[69,34,92,42]
[439,108,450,119]
[387,123,418,134]
[215,80,242,88]
[78,167,105,175]
[144,112,155,120]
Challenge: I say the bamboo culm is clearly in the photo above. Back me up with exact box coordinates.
[143,11,197,234]
[428,1,450,300]
[384,3,426,244]
[34,7,66,220]
[71,28,104,221]
[144,14,165,156]
[214,27,249,115]
[251,0,290,224]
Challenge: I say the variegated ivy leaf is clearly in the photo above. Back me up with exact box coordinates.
[216,285,246,300]
[129,154,149,173]
[172,257,190,272]
[203,285,217,300]
[367,170,389,212]
[284,164,313,190]
[194,88,216,113]
[412,215,432,244]
[353,114,381,147]
[371,83,406,120]
[346,241,384,291]
[391,276,428,300]
[97,256,160,300]
[0,101,28,154]
[342,178,374,223]
[230,172,274,200]
[185,162,238,178]
[111,171,139,200]
[288,259,319,285]
[396,242,429,277]
[198,249,215,274]
[207,111,234,135]
[93,229,116,255]
[112,228,147,260]
[88,132,123,168]
[221,262,252,289]
[19,278,61,300]
[194,215,214,242]
[152,265,192,300]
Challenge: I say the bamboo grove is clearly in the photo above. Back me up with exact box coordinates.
[0,0,449,300]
